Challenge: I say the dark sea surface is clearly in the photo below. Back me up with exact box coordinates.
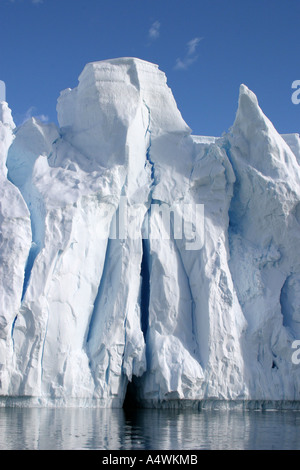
[0,406,300,450]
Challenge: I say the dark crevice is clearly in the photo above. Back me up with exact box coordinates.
[11,315,18,350]
[6,160,46,303]
[123,220,151,409]
[123,377,142,410]
[143,99,157,188]
[140,100,153,343]
[123,103,154,410]
[21,242,40,301]
[140,238,150,341]
[86,237,112,344]
[280,276,290,329]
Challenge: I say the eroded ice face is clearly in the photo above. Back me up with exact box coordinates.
[0,59,300,407]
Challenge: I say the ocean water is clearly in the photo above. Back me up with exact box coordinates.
[0,406,299,450]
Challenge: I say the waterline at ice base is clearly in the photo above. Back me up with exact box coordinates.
[0,58,300,409]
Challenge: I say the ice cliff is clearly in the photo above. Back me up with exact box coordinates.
[0,58,299,407]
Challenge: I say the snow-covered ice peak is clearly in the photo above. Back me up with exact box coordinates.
[0,101,15,129]
[0,59,299,407]
[233,83,277,142]
[57,58,190,171]
[230,83,300,182]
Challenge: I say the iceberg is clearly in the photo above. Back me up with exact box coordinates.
[0,58,299,408]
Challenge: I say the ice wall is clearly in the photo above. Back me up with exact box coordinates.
[0,59,299,407]
[0,103,31,394]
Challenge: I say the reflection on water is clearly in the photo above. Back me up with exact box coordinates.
[0,406,299,450]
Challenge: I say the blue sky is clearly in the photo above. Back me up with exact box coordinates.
[0,0,299,136]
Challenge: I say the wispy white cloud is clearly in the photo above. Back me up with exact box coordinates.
[148,21,161,40]
[174,56,198,71]
[174,37,203,70]
[9,0,44,4]
[36,113,49,122]
[187,37,202,56]
[0,81,6,102]
[18,106,49,126]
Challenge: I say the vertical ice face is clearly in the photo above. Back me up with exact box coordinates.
[81,58,195,403]
[0,61,299,406]
[226,84,300,399]
[5,58,190,404]
[281,133,300,165]
[8,128,126,401]
[135,138,247,403]
[0,103,31,394]
[7,118,60,300]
